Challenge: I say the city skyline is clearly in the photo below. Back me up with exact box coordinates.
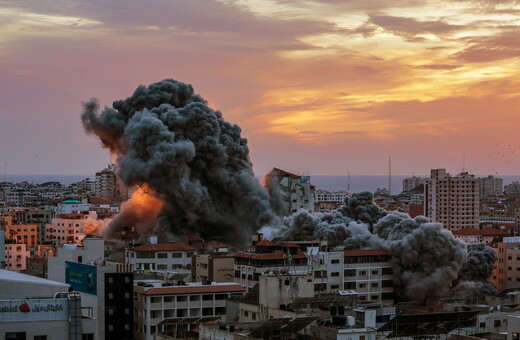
[1,1,520,176]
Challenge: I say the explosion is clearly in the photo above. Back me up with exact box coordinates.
[82,79,276,244]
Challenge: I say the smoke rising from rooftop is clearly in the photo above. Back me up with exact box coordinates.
[271,192,495,302]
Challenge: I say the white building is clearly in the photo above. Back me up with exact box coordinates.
[424,169,480,231]
[0,269,82,340]
[128,242,197,272]
[133,281,245,340]
[48,238,134,340]
[314,190,349,204]
[402,176,425,192]
[55,199,92,215]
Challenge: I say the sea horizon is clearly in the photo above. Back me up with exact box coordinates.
[3,173,520,195]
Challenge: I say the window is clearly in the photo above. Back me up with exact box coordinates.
[494,320,501,327]
[331,272,340,277]
[359,271,366,275]
[157,253,167,258]
[359,283,366,288]
[244,311,249,317]
[371,270,379,275]
[172,253,182,258]
[157,264,167,270]
[371,282,378,288]
[344,282,356,289]
[34,337,47,340]
[331,259,340,264]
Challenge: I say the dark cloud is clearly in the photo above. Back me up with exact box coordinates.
[271,192,491,302]
[82,79,278,245]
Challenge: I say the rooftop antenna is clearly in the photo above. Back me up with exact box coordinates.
[388,151,392,195]
[347,171,350,192]
[462,152,466,173]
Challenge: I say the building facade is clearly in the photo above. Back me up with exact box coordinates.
[133,282,245,340]
[480,175,504,198]
[424,169,480,230]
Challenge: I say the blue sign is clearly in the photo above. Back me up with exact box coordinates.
[65,262,97,295]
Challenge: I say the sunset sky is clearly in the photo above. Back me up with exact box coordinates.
[1,0,520,177]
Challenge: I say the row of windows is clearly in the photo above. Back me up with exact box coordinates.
[133,252,193,259]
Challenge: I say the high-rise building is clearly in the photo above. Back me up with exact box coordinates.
[95,164,125,201]
[480,175,503,198]
[264,168,315,216]
[402,176,424,192]
[424,169,479,231]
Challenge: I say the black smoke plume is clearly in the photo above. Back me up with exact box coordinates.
[271,192,497,302]
[82,79,277,245]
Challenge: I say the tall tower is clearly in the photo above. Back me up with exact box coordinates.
[424,169,480,231]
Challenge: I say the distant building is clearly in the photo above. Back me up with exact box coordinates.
[424,169,480,231]
[480,175,504,198]
[402,176,424,192]
[192,253,235,283]
[265,168,315,216]
[505,181,520,195]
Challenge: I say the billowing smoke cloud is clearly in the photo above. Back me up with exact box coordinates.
[271,192,497,302]
[82,79,277,245]
[453,243,498,297]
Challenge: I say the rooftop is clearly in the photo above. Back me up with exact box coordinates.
[138,283,245,295]
[133,242,197,252]
[0,269,69,288]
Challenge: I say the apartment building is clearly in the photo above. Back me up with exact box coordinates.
[4,241,30,272]
[5,223,38,248]
[424,169,480,231]
[265,168,315,215]
[128,243,197,272]
[234,239,395,304]
[480,175,504,198]
[403,176,425,192]
[133,281,245,340]
[95,164,125,201]
[45,212,96,246]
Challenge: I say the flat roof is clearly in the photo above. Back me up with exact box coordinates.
[0,269,69,288]
[139,283,245,295]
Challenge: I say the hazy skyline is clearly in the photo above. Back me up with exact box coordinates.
[1,0,520,176]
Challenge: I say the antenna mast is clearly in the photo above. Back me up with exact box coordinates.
[388,151,392,195]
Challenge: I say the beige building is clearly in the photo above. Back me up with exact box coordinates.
[95,164,125,201]
[343,249,394,304]
[491,237,520,292]
[45,212,96,246]
[425,169,480,230]
[4,241,30,272]
[192,253,235,282]
[5,223,39,248]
